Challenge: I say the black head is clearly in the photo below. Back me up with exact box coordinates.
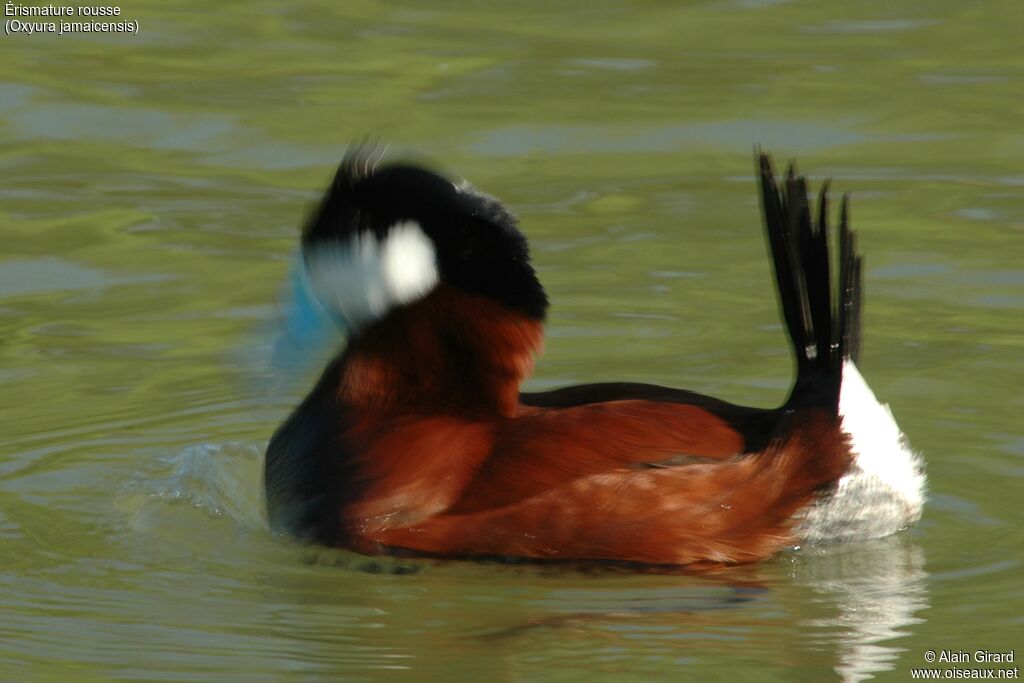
[301,146,548,325]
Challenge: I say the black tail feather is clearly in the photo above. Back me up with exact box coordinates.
[757,152,863,414]
[839,196,863,365]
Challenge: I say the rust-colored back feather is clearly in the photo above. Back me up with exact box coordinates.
[369,410,850,567]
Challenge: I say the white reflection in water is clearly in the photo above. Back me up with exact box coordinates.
[789,537,929,682]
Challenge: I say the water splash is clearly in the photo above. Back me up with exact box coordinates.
[123,442,266,534]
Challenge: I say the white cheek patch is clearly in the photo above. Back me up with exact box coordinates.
[304,220,439,331]
[379,222,440,305]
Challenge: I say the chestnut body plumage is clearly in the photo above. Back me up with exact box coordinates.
[264,150,925,568]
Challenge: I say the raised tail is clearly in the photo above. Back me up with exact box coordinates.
[758,152,927,543]
[757,152,863,414]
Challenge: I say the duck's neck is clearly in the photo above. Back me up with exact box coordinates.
[335,285,544,418]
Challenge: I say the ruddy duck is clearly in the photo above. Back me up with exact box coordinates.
[264,149,925,568]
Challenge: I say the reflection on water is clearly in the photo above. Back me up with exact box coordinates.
[468,120,877,156]
[790,539,929,682]
[0,257,174,297]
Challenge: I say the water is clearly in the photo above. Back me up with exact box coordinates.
[2,1,1022,681]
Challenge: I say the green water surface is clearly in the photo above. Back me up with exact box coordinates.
[2,1,1022,681]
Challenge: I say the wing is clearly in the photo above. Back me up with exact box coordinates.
[447,400,748,515]
[368,410,851,567]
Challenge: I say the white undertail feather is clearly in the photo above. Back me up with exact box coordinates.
[799,361,927,544]
[303,221,439,332]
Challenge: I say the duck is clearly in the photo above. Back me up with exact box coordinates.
[264,148,926,569]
